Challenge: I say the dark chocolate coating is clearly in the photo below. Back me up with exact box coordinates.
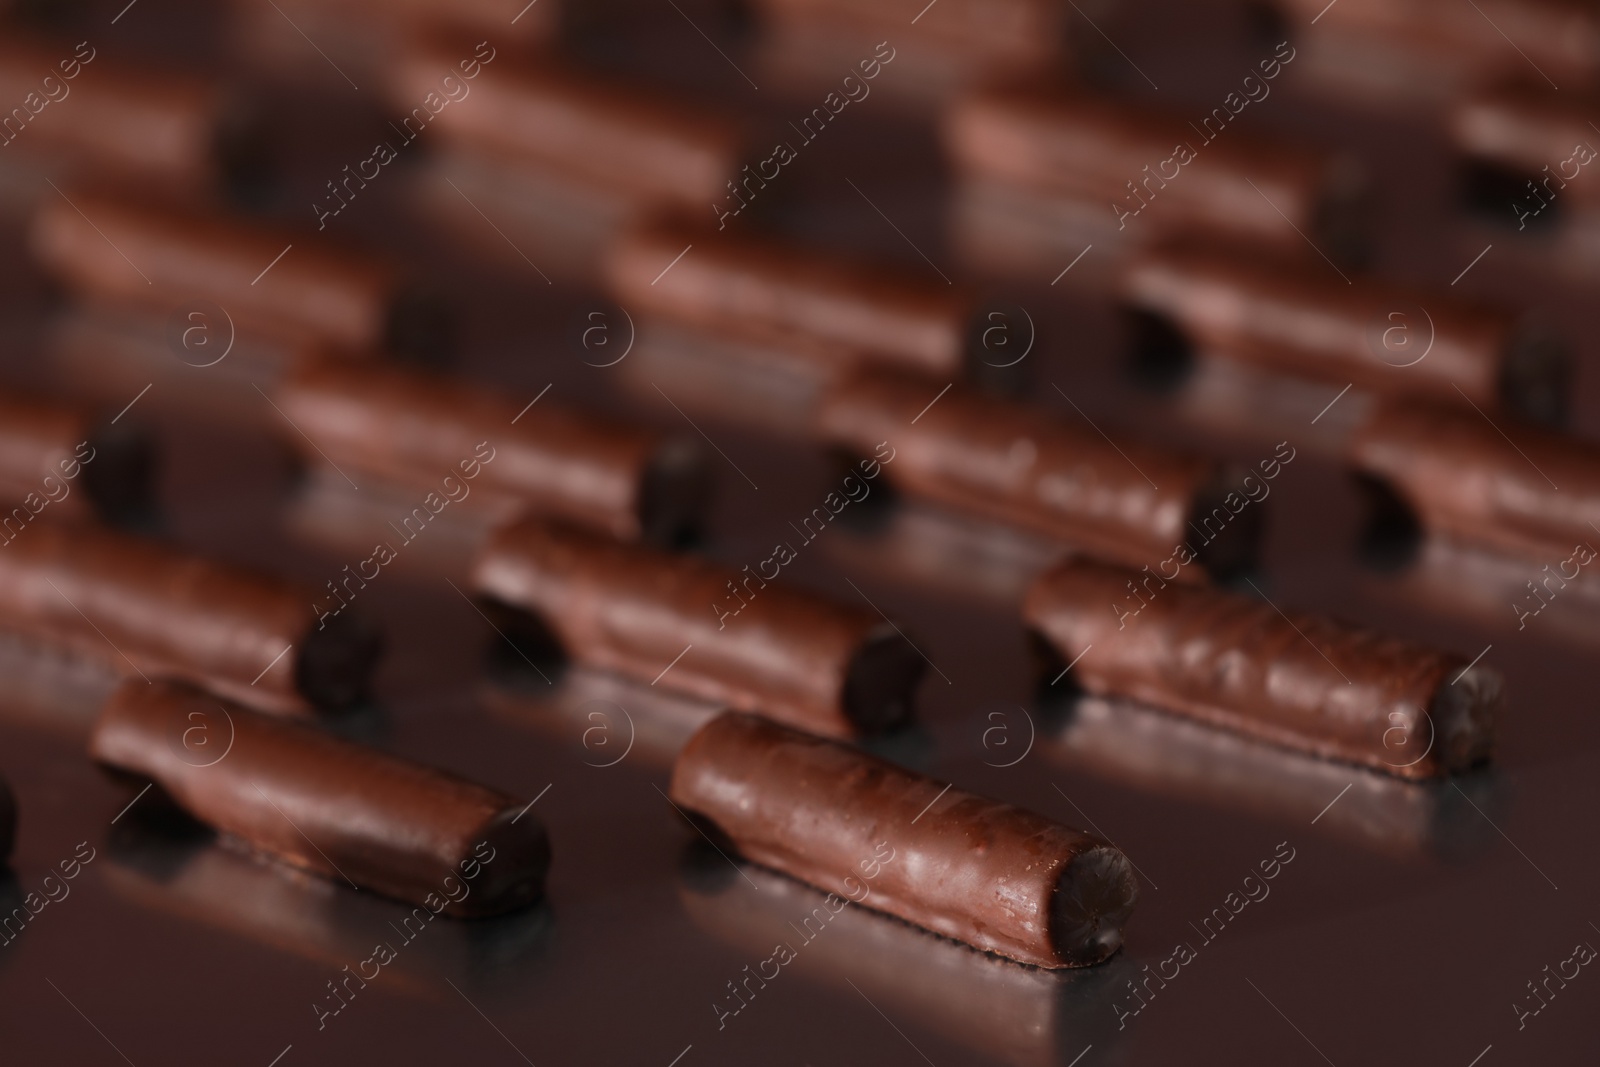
[1451,88,1600,217]
[605,222,974,377]
[1350,400,1600,562]
[29,191,408,353]
[944,86,1365,261]
[816,368,1254,575]
[0,521,378,713]
[471,520,924,738]
[89,679,548,916]
[388,44,738,208]
[276,362,707,544]
[669,712,1137,968]
[1119,244,1566,422]
[1024,558,1501,779]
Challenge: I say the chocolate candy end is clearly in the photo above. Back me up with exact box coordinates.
[1120,306,1194,393]
[456,805,553,918]
[842,625,926,734]
[81,421,158,526]
[296,611,384,711]
[1185,467,1265,581]
[1050,844,1138,967]
[638,439,712,547]
[1429,665,1502,776]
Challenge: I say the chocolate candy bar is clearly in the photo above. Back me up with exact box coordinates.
[0,37,264,196]
[0,390,153,522]
[275,362,708,544]
[390,46,739,211]
[29,191,447,358]
[1119,243,1568,424]
[1024,558,1501,778]
[1450,87,1600,226]
[1350,399,1600,563]
[470,519,924,738]
[90,679,548,916]
[816,368,1259,576]
[0,521,379,713]
[606,221,977,377]
[669,711,1137,967]
[944,85,1367,264]
[1274,0,1600,106]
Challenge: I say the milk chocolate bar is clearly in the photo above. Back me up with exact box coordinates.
[944,85,1367,264]
[606,221,978,378]
[470,520,924,738]
[1024,558,1501,779]
[816,369,1259,576]
[276,362,708,544]
[30,191,447,358]
[669,711,1137,967]
[0,390,153,522]
[89,679,548,916]
[0,521,379,713]
[1119,243,1568,424]
[1351,399,1600,563]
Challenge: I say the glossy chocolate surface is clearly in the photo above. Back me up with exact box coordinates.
[388,44,739,209]
[1024,557,1501,779]
[0,520,375,713]
[1120,243,1533,409]
[30,191,403,351]
[607,220,973,376]
[276,361,706,543]
[944,85,1353,253]
[1351,400,1600,563]
[817,368,1247,573]
[669,711,1137,967]
[88,679,548,916]
[471,519,922,737]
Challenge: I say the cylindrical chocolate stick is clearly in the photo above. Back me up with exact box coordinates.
[0,391,155,522]
[1119,244,1569,424]
[0,521,379,714]
[388,46,739,208]
[29,191,444,358]
[816,368,1259,576]
[470,520,924,738]
[943,86,1366,263]
[1350,400,1600,563]
[89,679,548,916]
[1277,0,1600,96]
[0,39,262,194]
[669,712,1137,967]
[1024,558,1501,779]
[1451,88,1600,222]
[276,362,708,544]
[605,222,975,377]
